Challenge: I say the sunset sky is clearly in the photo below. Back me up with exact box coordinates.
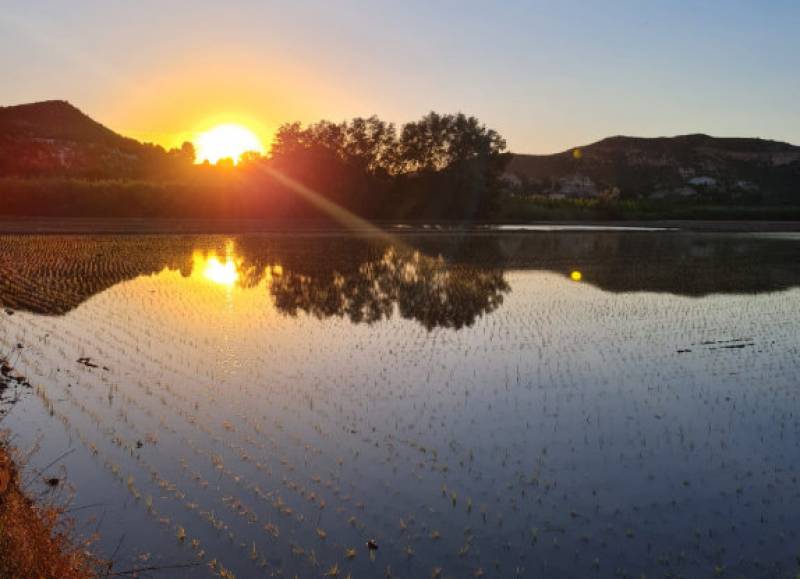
[1,0,798,153]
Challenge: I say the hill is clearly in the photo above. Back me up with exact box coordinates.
[506,134,800,204]
[0,100,134,145]
[0,100,191,178]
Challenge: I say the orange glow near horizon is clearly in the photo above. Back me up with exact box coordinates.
[194,123,265,165]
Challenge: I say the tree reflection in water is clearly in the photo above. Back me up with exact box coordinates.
[270,246,509,329]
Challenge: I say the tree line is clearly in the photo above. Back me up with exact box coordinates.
[238,112,510,219]
[0,112,511,221]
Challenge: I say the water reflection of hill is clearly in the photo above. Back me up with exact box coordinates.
[0,236,195,315]
[478,232,800,296]
[0,233,798,326]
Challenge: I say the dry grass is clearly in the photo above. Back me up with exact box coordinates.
[0,445,103,579]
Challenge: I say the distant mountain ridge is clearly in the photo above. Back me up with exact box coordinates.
[1,100,798,204]
[506,133,800,203]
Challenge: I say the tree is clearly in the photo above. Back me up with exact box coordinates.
[238,151,263,166]
[397,113,510,218]
[179,141,195,161]
[266,112,510,220]
[342,116,398,175]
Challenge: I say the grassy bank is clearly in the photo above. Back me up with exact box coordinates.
[3,176,800,223]
[1,355,101,579]
[498,195,800,221]
[0,444,102,578]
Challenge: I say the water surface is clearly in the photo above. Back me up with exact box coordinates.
[1,231,799,578]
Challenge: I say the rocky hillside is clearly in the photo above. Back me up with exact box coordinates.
[506,134,800,203]
[0,100,191,178]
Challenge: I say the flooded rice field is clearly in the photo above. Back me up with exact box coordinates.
[1,230,800,578]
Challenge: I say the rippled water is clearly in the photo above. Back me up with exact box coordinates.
[1,231,799,578]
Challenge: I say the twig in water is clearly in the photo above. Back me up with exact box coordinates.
[22,447,76,488]
[102,562,202,577]
[64,502,109,513]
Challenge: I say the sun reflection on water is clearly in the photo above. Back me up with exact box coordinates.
[201,255,239,286]
[193,242,241,287]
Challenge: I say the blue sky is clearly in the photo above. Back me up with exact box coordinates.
[1,0,798,152]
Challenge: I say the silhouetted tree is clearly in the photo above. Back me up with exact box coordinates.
[238,150,263,166]
[397,112,510,218]
[268,112,509,219]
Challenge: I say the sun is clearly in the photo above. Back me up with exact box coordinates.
[194,123,265,165]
